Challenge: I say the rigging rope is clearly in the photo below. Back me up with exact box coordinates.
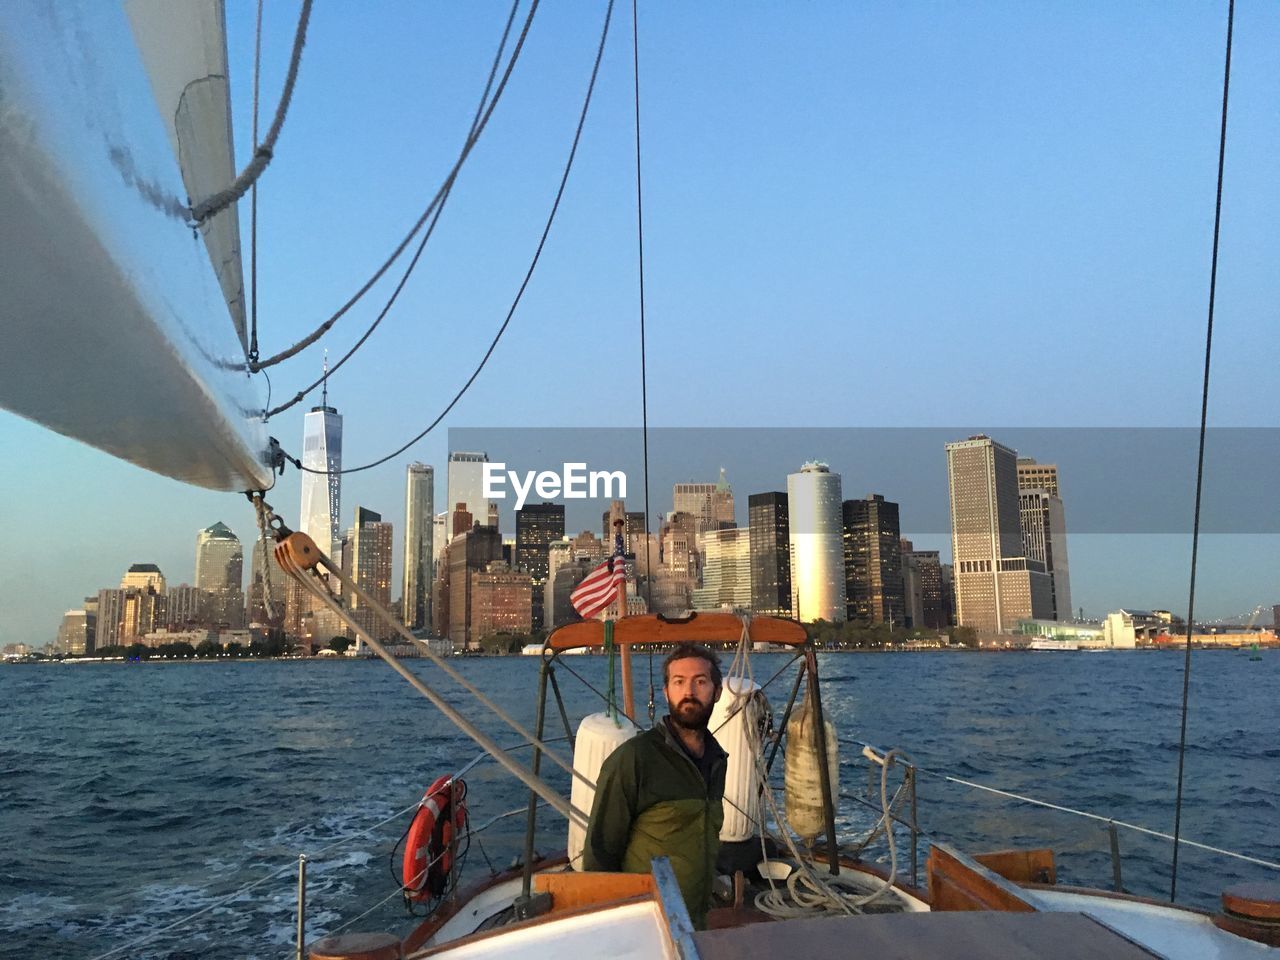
[190,0,313,223]
[259,0,525,414]
[287,0,617,475]
[260,498,594,814]
[719,623,903,919]
[248,0,264,366]
[631,0,657,724]
[1171,0,1233,905]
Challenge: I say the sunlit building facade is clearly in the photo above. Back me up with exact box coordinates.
[786,462,846,623]
[692,527,751,611]
[946,436,1052,633]
[300,400,343,556]
[447,451,490,546]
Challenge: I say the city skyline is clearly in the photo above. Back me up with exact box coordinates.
[4,5,1278,642]
[25,430,1279,647]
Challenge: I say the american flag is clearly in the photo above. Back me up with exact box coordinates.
[570,530,627,620]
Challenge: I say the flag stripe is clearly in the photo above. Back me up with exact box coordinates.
[570,534,628,619]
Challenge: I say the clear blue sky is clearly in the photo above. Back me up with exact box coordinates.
[4,2,1278,642]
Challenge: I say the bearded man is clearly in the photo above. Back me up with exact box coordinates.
[582,644,727,929]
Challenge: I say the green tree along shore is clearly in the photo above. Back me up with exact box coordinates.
[24,624,974,663]
[803,620,972,649]
[81,635,291,660]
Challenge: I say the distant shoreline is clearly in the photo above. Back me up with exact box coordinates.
[6,645,1264,667]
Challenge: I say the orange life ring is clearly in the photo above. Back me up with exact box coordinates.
[401,775,467,901]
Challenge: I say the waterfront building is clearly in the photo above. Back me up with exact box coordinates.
[568,530,607,561]
[600,503,647,551]
[673,469,736,537]
[516,502,564,630]
[692,527,751,611]
[121,587,165,642]
[787,462,846,623]
[299,376,342,556]
[546,557,596,629]
[946,436,1052,633]
[166,584,209,628]
[350,507,393,645]
[195,522,244,628]
[121,563,166,594]
[470,561,533,641]
[1103,609,1161,648]
[57,609,93,655]
[447,525,503,650]
[451,503,474,539]
[95,588,126,648]
[940,562,956,626]
[432,513,448,577]
[842,494,905,626]
[1016,458,1060,498]
[901,541,946,631]
[1017,458,1072,622]
[1015,619,1106,646]
[403,463,435,630]
[447,451,490,545]
[749,492,791,617]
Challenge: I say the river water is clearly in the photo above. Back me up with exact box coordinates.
[2,650,1276,958]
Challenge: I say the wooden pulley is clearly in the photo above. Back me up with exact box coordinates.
[274,530,324,573]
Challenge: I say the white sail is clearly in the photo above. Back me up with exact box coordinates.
[124,0,248,347]
[0,0,268,491]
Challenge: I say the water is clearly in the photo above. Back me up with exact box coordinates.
[2,650,1276,958]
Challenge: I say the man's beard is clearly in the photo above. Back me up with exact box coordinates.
[671,697,713,731]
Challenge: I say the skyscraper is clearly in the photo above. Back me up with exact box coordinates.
[447,451,490,545]
[299,371,343,556]
[403,463,435,630]
[517,502,565,632]
[673,469,736,537]
[748,492,791,617]
[350,507,393,644]
[1017,459,1072,622]
[96,588,126,649]
[946,436,1052,633]
[195,521,244,628]
[901,542,946,631]
[787,462,846,623]
[121,563,166,594]
[843,495,906,626]
[57,609,93,655]
[692,527,752,611]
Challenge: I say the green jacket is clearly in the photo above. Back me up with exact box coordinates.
[582,719,728,929]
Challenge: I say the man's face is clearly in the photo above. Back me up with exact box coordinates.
[665,656,722,731]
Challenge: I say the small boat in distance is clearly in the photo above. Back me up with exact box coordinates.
[1027,637,1081,652]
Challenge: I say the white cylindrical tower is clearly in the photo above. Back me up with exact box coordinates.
[787,461,846,622]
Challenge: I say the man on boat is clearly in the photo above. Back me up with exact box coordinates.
[582,644,728,929]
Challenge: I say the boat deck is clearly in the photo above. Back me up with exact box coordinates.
[695,911,1163,959]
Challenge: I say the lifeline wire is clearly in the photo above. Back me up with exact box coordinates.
[291,0,617,475]
[260,0,525,415]
[191,0,313,222]
[1171,0,1233,904]
[838,736,1280,873]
